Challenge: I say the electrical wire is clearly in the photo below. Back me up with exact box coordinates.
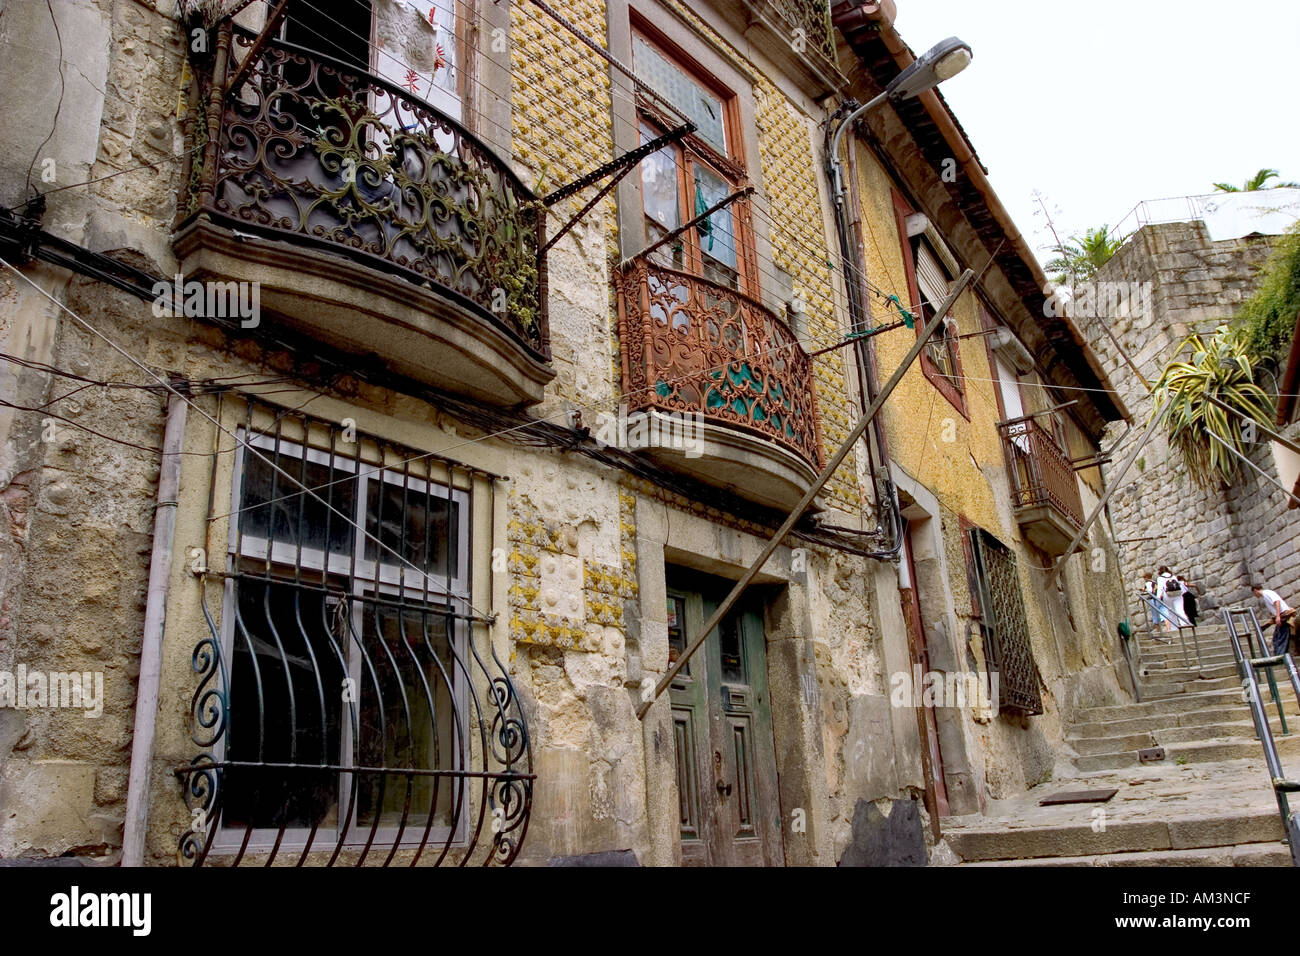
[270,0,916,322]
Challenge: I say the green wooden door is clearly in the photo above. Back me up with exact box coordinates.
[667,574,783,866]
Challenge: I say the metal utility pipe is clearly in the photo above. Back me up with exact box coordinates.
[122,388,188,865]
[1205,393,1300,457]
[1205,430,1300,509]
[824,100,903,558]
[1045,410,1164,587]
[636,270,974,719]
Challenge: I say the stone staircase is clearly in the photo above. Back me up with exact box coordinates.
[940,622,1300,866]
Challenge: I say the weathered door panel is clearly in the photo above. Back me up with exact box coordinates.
[667,576,783,866]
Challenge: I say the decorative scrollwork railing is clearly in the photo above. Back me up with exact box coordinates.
[754,0,838,66]
[184,23,548,359]
[616,260,824,472]
[997,416,1084,528]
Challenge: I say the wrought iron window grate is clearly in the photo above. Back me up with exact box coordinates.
[178,398,532,866]
[968,528,1044,716]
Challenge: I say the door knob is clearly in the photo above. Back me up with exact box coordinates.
[713,750,732,797]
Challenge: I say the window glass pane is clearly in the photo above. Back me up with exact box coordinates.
[641,121,682,236]
[224,579,347,831]
[718,612,745,683]
[667,595,689,676]
[696,162,738,283]
[355,605,459,829]
[363,477,460,579]
[633,36,727,155]
[239,446,357,558]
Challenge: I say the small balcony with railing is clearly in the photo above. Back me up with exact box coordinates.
[615,259,824,511]
[175,22,552,407]
[997,416,1085,556]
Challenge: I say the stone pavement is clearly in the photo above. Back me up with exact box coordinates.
[937,623,1299,866]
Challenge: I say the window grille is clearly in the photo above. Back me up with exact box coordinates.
[178,399,532,866]
[967,527,1044,716]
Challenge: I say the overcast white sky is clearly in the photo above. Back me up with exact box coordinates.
[888,1,1300,263]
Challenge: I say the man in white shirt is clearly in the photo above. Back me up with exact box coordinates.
[1252,583,1294,655]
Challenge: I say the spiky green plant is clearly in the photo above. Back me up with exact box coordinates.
[1045,225,1124,285]
[1151,325,1275,488]
[1212,168,1300,192]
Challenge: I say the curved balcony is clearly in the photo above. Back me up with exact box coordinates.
[175,24,552,406]
[616,260,824,511]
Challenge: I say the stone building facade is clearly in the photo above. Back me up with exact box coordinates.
[1078,219,1300,619]
[0,0,1132,866]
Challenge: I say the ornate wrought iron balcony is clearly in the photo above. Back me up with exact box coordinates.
[997,416,1085,556]
[176,24,552,405]
[616,260,824,509]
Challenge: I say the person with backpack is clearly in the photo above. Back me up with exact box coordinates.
[1156,565,1186,630]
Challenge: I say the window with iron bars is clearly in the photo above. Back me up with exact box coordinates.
[964,526,1044,716]
[179,400,532,866]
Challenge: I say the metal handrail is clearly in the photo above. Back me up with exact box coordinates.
[1135,591,1202,668]
[1221,605,1300,867]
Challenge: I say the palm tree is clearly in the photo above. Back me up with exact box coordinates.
[1045,225,1123,285]
[1212,168,1299,192]
[1151,325,1275,488]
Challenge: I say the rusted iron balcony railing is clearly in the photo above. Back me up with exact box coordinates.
[616,260,824,472]
[183,23,547,360]
[998,416,1084,528]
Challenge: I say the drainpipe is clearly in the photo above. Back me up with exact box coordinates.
[121,385,187,866]
[824,100,904,559]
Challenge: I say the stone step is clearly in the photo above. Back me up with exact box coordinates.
[959,842,1293,867]
[1138,675,1245,698]
[1071,704,1299,738]
[1078,689,1255,721]
[1068,721,1259,755]
[1139,655,1239,672]
[946,809,1285,862]
[1074,734,1300,772]
[1136,647,1238,666]
[1068,716,1300,752]
[1137,662,1239,681]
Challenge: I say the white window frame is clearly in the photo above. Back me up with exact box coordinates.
[211,427,473,853]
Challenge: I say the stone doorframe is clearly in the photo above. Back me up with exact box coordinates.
[628,492,832,865]
[891,465,983,816]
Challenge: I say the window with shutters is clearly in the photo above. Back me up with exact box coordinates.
[893,192,967,416]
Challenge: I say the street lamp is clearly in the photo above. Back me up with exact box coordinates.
[887,36,973,101]
[820,35,973,561]
[829,36,973,203]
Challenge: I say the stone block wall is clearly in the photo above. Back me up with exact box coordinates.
[1082,221,1299,619]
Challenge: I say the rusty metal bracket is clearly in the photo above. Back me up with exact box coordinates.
[540,123,694,256]
[223,0,291,99]
[542,123,693,208]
